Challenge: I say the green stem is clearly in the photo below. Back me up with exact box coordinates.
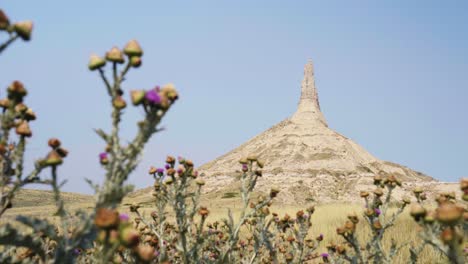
[0,34,19,54]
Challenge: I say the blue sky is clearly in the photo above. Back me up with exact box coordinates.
[1,1,467,194]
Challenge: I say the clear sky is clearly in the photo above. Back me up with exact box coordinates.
[1,1,467,194]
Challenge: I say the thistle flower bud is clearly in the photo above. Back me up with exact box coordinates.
[105,47,124,64]
[164,178,173,185]
[247,155,257,162]
[402,196,411,204]
[166,168,176,176]
[0,143,6,155]
[461,178,468,191]
[365,208,374,217]
[413,186,423,195]
[124,40,143,57]
[316,234,323,241]
[129,90,145,106]
[410,203,426,220]
[0,10,9,30]
[254,170,262,177]
[48,138,61,149]
[14,103,27,114]
[129,56,142,68]
[8,80,27,98]
[423,210,436,224]
[160,83,178,101]
[185,159,194,167]
[120,226,140,247]
[44,150,63,166]
[148,166,157,174]
[373,220,382,230]
[336,227,346,235]
[135,245,155,263]
[166,155,175,164]
[94,208,120,229]
[99,152,109,165]
[373,188,384,197]
[436,203,463,225]
[13,21,33,41]
[359,191,369,198]
[88,54,106,71]
[198,206,209,217]
[25,108,36,121]
[0,98,11,108]
[373,175,383,185]
[16,120,32,137]
[440,227,455,244]
[113,96,127,110]
[195,179,205,186]
[239,158,248,164]
[270,187,280,198]
[241,164,248,172]
[55,147,68,159]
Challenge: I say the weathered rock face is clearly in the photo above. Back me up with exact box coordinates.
[199,60,450,204]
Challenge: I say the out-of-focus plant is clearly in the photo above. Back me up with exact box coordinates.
[407,179,467,264]
[130,156,323,264]
[325,174,409,264]
[0,9,33,53]
[0,12,179,261]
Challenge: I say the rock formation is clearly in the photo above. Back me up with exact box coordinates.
[199,60,444,204]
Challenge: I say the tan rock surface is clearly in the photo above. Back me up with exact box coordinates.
[198,60,458,204]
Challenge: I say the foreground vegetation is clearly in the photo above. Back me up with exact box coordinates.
[1,9,467,264]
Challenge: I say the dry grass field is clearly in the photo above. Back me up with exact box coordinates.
[1,189,449,263]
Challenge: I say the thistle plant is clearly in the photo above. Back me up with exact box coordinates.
[0,10,67,219]
[0,9,33,53]
[408,179,467,264]
[0,30,179,262]
[90,40,178,209]
[128,156,324,264]
[329,174,409,264]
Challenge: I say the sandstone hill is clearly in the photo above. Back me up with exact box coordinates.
[196,60,457,204]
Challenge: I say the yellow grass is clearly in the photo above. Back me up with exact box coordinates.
[1,194,448,263]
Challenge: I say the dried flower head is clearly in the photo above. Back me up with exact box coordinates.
[0,9,10,30]
[105,47,124,63]
[94,208,120,229]
[124,40,143,57]
[13,21,33,41]
[88,54,106,71]
[436,203,463,225]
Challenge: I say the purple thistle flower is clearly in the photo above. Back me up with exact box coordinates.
[375,208,381,216]
[321,253,329,258]
[72,248,81,255]
[165,164,171,170]
[119,213,129,221]
[99,152,108,160]
[156,168,165,174]
[145,89,161,104]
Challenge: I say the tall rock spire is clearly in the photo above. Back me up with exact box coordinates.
[291,59,327,126]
